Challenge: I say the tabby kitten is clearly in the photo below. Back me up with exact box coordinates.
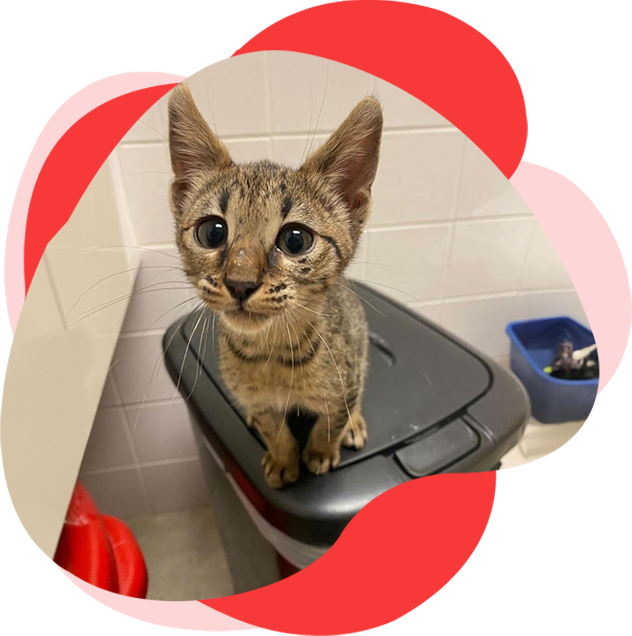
[168,84,382,488]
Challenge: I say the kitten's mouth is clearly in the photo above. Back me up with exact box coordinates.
[227,308,266,320]
[222,308,270,330]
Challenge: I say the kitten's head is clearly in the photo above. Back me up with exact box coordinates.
[168,84,382,334]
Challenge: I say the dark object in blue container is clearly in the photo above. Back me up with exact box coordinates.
[506,316,598,424]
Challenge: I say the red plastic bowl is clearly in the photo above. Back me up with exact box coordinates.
[53,482,148,598]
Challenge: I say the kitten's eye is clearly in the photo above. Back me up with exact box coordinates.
[276,225,314,256]
[195,216,227,249]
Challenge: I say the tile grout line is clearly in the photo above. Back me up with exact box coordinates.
[118,399,153,510]
[263,52,274,136]
[518,217,539,293]
[406,286,578,308]
[81,455,202,476]
[117,124,458,149]
[105,371,123,410]
[440,134,468,299]
[365,213,536,232]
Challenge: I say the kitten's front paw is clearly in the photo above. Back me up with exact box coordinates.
[341,412,368,449]
[261,451,299,489]
[303,445,341,475]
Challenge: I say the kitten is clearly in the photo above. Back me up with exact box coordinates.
[168,84,382,488]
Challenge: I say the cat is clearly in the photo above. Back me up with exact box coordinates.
[168,84,382,488]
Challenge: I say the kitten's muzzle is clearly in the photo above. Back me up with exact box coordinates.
[224,277,262,303]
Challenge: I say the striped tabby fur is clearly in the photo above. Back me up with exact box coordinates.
[168,84,382,488]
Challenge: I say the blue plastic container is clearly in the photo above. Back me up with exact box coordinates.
[506,316,598,424]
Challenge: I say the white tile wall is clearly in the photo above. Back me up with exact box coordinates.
[414,291,589,360]
[371,131,462,226]
[142,459,209,513]
[375,77,450,128]
[365,225,451,303]
[444,218,535,297]
[185,53,269,138]
[268,52,376,133]
[81,467,152,518]
[80,408,136,472]
[456,139,533,218]
[522,222,575,290]
[123,99,167,142]
[127,401,198,463]
[117,144,173,244]
[120,245,195,333]
[79,52,585,515]
[112,331,179,404]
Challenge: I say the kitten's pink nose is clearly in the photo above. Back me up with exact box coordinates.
[224,277,261,303]
[224,245,264,303]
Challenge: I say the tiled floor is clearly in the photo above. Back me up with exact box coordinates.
[124,506,234,601]
[500,418,584,468]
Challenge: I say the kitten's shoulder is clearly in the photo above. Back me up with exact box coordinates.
[326,276,366,324]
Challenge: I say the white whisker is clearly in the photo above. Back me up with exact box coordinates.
[337,280,385,316]
[273,317,295,451]
[304,317,355,438]
[351,278,429,307]
[65,265,186,319]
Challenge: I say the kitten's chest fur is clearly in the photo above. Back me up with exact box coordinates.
[219,280,368,415]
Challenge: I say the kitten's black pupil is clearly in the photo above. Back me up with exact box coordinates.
[285,229,304,254]
[206,222,225,247]
[197,217,227,248]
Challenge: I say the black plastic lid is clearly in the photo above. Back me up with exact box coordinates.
[164,283,529,545]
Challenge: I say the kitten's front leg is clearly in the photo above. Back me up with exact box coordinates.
[303,409,368,475]
[251,411,300,489]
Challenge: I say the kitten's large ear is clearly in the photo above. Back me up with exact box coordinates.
[168,83,232,212]
[301,97,382,222]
